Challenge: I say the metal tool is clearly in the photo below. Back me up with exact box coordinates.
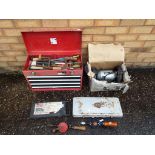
[69,125,86,131]
[93,65,124,83]
[103,121,118,127]
[41,66,62,70]
[115,66,124,83]
[30,55,81,70]
[50,122,86,134]
[52,122,68,133]
[97,70,116,82]
[80,119,118,128]
[87,62,95,78]
[53,55,80,62]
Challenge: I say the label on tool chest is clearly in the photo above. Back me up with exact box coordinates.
[50,38,57,44]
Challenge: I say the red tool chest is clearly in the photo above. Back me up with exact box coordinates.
[22,30,83,91]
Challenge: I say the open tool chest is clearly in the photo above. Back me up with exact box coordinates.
[22,30,83,91]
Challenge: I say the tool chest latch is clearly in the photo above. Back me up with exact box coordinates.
[31,72,36,76]
[57,71,66,75]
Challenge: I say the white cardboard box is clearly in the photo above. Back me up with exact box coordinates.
[87,43,131,93]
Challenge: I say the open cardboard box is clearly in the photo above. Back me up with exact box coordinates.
[87,43,131,93]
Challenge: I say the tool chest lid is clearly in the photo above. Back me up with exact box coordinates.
[22,30,82,55]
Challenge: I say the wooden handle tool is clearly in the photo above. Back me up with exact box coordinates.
[42,66,62,70]
[70,126,86,131]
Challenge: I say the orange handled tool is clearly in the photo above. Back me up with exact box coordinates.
[80,120,118,128]
[103,121,118,127]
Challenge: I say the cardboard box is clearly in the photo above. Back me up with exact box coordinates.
[87,43,131,93]
[22,30,83,91]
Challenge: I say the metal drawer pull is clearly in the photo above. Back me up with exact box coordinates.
[29,79,81,82]
[27,75,81,78]
[32,86,80,88]
[30,83,80,86]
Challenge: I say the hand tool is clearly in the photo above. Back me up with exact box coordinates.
[115,65,124,83]
[33,62,62,69]
[30,54,81,71]
[36,60,50,67]
[39,54,42,59]
[98,119,118,127]
[93,65,124,83]
[41,66,62,70]
[103,121,118,127]
[72,55,80,58]
[52,122,69,133]
[67,61,81,65]
[36,59,65,66]
[50,61,65,65]
[30,66,44,70]
[80,120,98,128]
[50,122,86,134]
[80,119,118,128]
[97,70,116,82]
[53,55,80,62]
[87,62,95,78]
[71,64,81,68]
[69,125,86,131]
[32,55,50,61]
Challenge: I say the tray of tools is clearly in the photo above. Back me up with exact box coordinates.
[29,54,81,70]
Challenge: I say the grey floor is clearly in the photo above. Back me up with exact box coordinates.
[0,68,155,135]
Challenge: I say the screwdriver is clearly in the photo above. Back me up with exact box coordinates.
[80,120,118,128]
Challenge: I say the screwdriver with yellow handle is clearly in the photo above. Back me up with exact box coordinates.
[69,125,86,131]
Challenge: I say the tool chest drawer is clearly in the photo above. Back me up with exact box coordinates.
[22,30,83,91]
[23,68,83,76]
[27,75,81,89]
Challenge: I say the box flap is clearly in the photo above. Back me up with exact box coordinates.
[22,30,82,55]
[88,43,124,69]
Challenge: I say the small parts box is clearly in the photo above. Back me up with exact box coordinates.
[73,97,123,118]
[22,30,83,91]
[87,43,131,93]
